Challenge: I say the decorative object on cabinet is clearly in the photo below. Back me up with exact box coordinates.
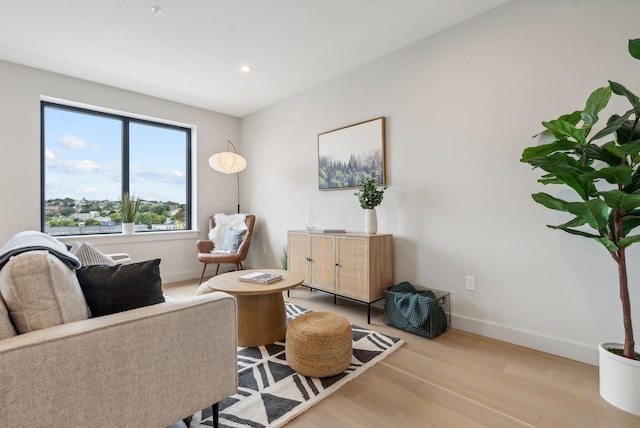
[520,37,640,415]
[355,171,387,234]
[287,230,393,323]
[305,204,317,230]
[209,140,247,213]
[318,117,386,190]
[364,209,377,234]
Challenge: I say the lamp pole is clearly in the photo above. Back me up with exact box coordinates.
[228,141,241,214]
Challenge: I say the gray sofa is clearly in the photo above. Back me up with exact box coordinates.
[0,238,238,427]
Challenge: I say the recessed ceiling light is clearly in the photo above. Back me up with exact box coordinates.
[240,65,252,73]
[151,7,162,17]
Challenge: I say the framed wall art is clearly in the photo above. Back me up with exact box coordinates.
[317,116,386,190]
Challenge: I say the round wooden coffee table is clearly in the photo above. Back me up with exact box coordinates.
[197,269,304,347]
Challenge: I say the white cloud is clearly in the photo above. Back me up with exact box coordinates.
[44,177,118,201]
[81,187,102,195]
[132,167,184,183]
[59,134,88,149]
[45,148,55,160]
[50,159,102,173]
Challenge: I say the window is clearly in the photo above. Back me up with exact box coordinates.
[41,101,191,236]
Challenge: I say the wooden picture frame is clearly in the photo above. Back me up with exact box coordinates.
[317,117,386,190]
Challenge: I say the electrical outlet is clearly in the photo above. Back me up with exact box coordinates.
[261,246,266,254]
[465,275,475,291]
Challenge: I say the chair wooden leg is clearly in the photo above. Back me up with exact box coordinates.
[199,263,208,285]
[215,264,220,275]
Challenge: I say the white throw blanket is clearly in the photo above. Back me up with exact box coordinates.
[208,213,248,250]
[0,230,81,270]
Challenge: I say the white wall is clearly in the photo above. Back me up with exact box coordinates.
[0,59,241,282]
[241,0,640,364]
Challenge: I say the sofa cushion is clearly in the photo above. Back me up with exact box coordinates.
[0,250,90,334]
[0,292,17,339]
[76,259,165,317]
[69,241,115,266]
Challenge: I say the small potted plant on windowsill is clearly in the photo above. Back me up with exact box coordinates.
[120,192,141,235]
[354,171,387,234]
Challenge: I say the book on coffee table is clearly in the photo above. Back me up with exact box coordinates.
[239,272,283,284]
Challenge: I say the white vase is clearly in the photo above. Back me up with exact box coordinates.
[364,209,377,234]
[599,342,640,415]
[122,223,135,235]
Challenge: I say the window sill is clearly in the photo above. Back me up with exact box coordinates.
[56,230,200,245]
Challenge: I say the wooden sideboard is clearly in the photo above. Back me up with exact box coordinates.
[287,230,393,322]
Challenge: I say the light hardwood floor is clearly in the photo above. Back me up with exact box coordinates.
[163,280,640,427]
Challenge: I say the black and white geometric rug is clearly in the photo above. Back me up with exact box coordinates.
[187,303,403,428]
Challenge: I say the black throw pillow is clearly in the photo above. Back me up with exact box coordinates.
[76,259,165,317]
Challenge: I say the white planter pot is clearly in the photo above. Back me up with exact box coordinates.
[122,223,135,235]
[364,209,377,234]
[598,341,640,416]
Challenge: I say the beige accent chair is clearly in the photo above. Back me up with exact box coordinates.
[196,214,256,284]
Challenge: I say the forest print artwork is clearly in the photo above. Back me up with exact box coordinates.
[318,117,386,190]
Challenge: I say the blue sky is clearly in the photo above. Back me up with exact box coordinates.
[44,107,188,204]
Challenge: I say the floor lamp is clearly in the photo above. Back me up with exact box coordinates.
[208,141,247,213]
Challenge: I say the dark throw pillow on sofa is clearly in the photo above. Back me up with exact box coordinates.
[76,259,165,317]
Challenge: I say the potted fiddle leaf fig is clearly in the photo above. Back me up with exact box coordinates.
[354,171,387,234]
[120,192,141,234]
[520,39,640,415]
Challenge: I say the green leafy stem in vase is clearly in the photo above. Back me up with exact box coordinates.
[354,172,388,209]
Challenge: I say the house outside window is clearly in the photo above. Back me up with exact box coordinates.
[41,101,192,236]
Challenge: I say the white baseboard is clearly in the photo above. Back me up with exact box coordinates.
[161,271,200,284]
[452,314,598,366]
[159,273,600,365]
[162,265,238,285]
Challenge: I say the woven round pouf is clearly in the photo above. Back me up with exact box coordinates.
[286,312,352,378]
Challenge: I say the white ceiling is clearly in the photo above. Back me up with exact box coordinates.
[0,0,510,117]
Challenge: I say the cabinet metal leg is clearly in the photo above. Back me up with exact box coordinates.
[293,283,383,325]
